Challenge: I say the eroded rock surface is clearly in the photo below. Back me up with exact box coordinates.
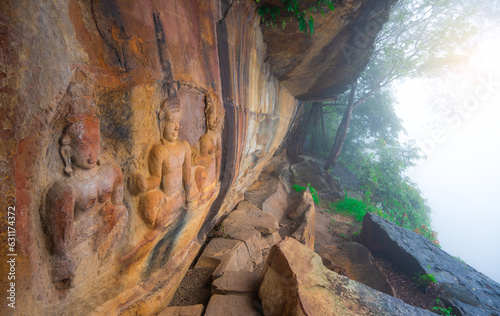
[361,212,500,316]
[259,237,434,316]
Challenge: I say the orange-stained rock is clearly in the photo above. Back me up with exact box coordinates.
[259,238,434,316]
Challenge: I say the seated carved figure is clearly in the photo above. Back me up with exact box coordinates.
[43,114,127,290]
[193,93,222,199]
[130,97,192,229]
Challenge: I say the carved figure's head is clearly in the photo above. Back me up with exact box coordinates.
[159,97,181,143]
[60,115,101,176]
[205,93,218,131]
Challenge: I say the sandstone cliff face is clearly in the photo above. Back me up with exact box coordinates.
[0,0,385,314]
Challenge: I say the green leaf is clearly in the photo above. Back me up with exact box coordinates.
[282,19,287,30]
[299,18,306,32]
[309,17,314,35]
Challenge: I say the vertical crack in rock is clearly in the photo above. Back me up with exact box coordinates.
[198,12,236,240]
[90,0,127,71]
[152,10,173,81]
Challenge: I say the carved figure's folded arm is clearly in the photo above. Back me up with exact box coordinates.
[45,183,76,256]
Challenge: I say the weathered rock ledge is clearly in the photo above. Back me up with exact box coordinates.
[361,212,500,316]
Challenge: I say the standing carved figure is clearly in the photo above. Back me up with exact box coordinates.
[130,96,192,229]
[43,113,127,290]
[192,93,222,201]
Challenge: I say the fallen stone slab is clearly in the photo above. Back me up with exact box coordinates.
[212,271,260,295]
[259,237,434,316]
[157,304,204,316]
[227,201,279,234]
[361,212,500,316]
[205,294,262,316]
[318,242,395,296]
[244,156,291,222]
[222,223,265,268]
[195,238,253,279]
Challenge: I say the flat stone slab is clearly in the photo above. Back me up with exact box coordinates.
[205,294,262,316]
[361,212,500,316]
[259,237,434,316]
[227,201,279,234]
[222,220,266,267]
[157,304,204,316]
[212,271,260,295]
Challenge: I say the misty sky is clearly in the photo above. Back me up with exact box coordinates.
[395,58,500,283]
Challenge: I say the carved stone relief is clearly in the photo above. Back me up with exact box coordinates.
[129,93,193,230]
[192,92,223,203]
[41,82,128,290]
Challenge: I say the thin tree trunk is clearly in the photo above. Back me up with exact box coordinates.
[296,102,321,156]
[320,105,325,137]
[324,82,357,170]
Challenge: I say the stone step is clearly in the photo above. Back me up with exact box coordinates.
[157,304,204,316]
[205,294,262,316]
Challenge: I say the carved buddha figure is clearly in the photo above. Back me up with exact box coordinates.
[131,97,192,229]
[43,114,127,290]
[193,93,222,196]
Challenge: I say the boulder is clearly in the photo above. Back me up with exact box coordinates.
[291,157,344,200]
[361,212,500,316]
[259,237,434,316]
[212,271,261,295]
[157,304,204,316]
[318,242,395,296]
[205,294,262,316]
[195,238,253,279]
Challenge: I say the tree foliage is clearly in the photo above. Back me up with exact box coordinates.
[255,0,335,35]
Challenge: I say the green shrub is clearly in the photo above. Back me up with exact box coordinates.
[433,299,455,316]
[330,195,367,222]
[413,272,437,287]
[293,183,320,205]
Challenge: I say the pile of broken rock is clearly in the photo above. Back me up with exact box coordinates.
[160,156,500,316]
